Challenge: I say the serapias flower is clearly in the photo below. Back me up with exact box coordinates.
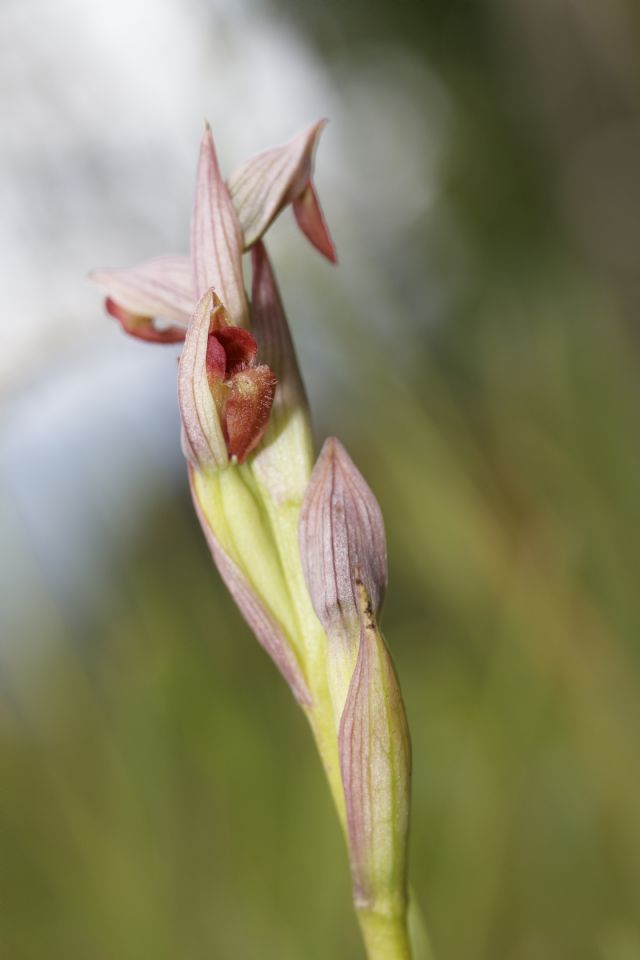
[178,290,277,468]
[89,119,335,343]
[93,119,334,468]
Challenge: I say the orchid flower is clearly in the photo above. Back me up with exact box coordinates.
[92,121,416,960]
[90,119,335,343]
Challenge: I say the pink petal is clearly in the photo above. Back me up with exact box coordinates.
[191,122,248,326]
[339,614,411,912]
[105,298,186,343]
[293,182,337,263]
[188,466,312,707]
[178,289,229,470]
[224,365,277,464]
[228,119,336,261]
[89,255,194,324]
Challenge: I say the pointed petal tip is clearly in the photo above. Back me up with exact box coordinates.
[293,182,337,263]
[309,116,328,140]
[200,119,214,145]
[318,435,349,468]
[310,229,338,265]
[303,116,328,142]
[199,120,216,155]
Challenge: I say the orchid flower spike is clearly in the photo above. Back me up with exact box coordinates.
[92,119,416,960]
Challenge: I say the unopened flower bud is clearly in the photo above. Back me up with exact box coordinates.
[298,437,387,718]
[339,581,411,919]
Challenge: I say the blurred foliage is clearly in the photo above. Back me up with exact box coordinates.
[3,0,640,958]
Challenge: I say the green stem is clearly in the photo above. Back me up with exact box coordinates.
[357,908,414,960]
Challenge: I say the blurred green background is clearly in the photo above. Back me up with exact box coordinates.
[2,0,640,958]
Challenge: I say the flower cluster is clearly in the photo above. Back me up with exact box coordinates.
[92,120,412,958]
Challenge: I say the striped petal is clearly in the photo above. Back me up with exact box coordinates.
[339,601,411,915]
[293,182,337,264]
[228,119,337,261]
[89,254,194,337]
[191,123,248,326]
[178,289,229,471]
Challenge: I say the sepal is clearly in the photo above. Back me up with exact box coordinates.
[250,241,314,506]
[293,182,337,264]
[89,255,193,338]
[192,123,248,325]
[228,120,337,262]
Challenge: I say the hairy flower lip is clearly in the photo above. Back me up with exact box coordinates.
[223,364,278,464]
